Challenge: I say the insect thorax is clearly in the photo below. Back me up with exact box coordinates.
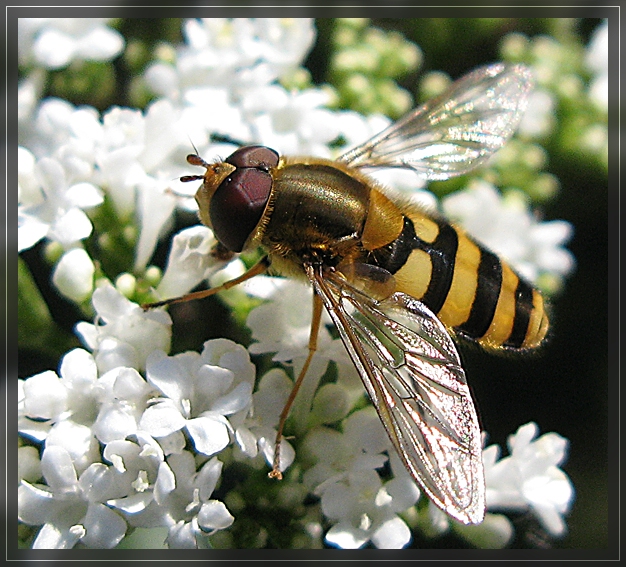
[259,161,371,266]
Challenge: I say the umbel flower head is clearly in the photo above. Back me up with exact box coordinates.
[16,17,590,549]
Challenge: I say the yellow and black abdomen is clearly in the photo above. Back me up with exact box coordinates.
[367,208,549,350]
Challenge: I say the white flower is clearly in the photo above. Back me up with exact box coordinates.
[18,69,45,127]
[485,422,574,537]
[240,367,296,473]
[442,180,575,284]
[91,366,154,444]
[19,348,100,443]
[19,98,102,161]
[139,339,255,458]
[155,225,222,300]
[101,433,175,522]
[109,446,234,548]
[585,20,608,112]
[75,281,172,373]
[518,88,556,138]
[244,86,341,155]
[302,408,420,549]
[145,18,315,101]
[94,100,188,270]
[142,19,324,167]
[18,445,127,549]
[18,18,124,69]
[159,453,234,548]
[18,155,103,252]
[52,248,96,302]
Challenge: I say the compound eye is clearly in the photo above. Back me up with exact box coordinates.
[226,146,279,170]
[210,167,272,252]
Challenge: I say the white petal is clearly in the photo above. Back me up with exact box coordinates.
[166,520,198,549]
[107,492,153,514]
[145,350,190,405]
[65,182,104,209]
[134,181,177,271]
[49,207,93,245]
[140,99,186,170]
[93,404,138,443]
[197,500,234,532]
[76,26,125,60]
[156,226,218,300]
[78,463,116,503]
[18,212,49,251]
[167,450,197,484]
[371,516,411,549]
[211,381,252,416]
[95,337,139,374]
[75,321,98,350]
[234,426,258,458]
[530,502,567,537]
[195,364,234,404]
[251,368,293,428]
[40,445,77,491]
[18,446,42,483]
[18,146,38,202]
[186,415,230,456]
[320,482,354,521]
[110,366,152,401]
[154,461,176,504]
[139,399,186,437]
[60,348,98,385]
[325,521,369,549]
[144,62,179,98]
[46,420,99,474]
[18,481,57,525]
[33,522,82,549]
[384,475,421,513]
[52,248,95,302]
[92,280,133,321]
[22,370,67,419]
[454,513,514,548]
[135,430,166,462]
[310,383,349,424]
[80,502,127,548]
[18,415,51,442]
[195,457,223,501]
[344,407,390,455]
[34,28,76,69]
[508,422,539,454]
[154,430,186,456]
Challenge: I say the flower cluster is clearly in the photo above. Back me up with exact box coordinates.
[17,18,591,549]
[18,338,255,548]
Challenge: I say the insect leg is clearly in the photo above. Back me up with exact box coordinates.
[269,288,324,480]
[142,256,271,309]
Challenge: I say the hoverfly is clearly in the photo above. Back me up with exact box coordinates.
[145,63,546,525]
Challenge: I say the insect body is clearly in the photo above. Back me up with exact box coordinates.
[150,63,544,525]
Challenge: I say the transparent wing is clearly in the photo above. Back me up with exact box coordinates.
[338,63,533,181]
[307,266,485,524]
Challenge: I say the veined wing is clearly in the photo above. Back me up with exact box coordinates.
[338,63,533,181]
[306,265,485,524]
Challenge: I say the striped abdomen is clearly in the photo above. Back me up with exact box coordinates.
[366,210,549,350]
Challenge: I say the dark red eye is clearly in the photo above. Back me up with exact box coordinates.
[226,146,279,170]
[210,167,273,252]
